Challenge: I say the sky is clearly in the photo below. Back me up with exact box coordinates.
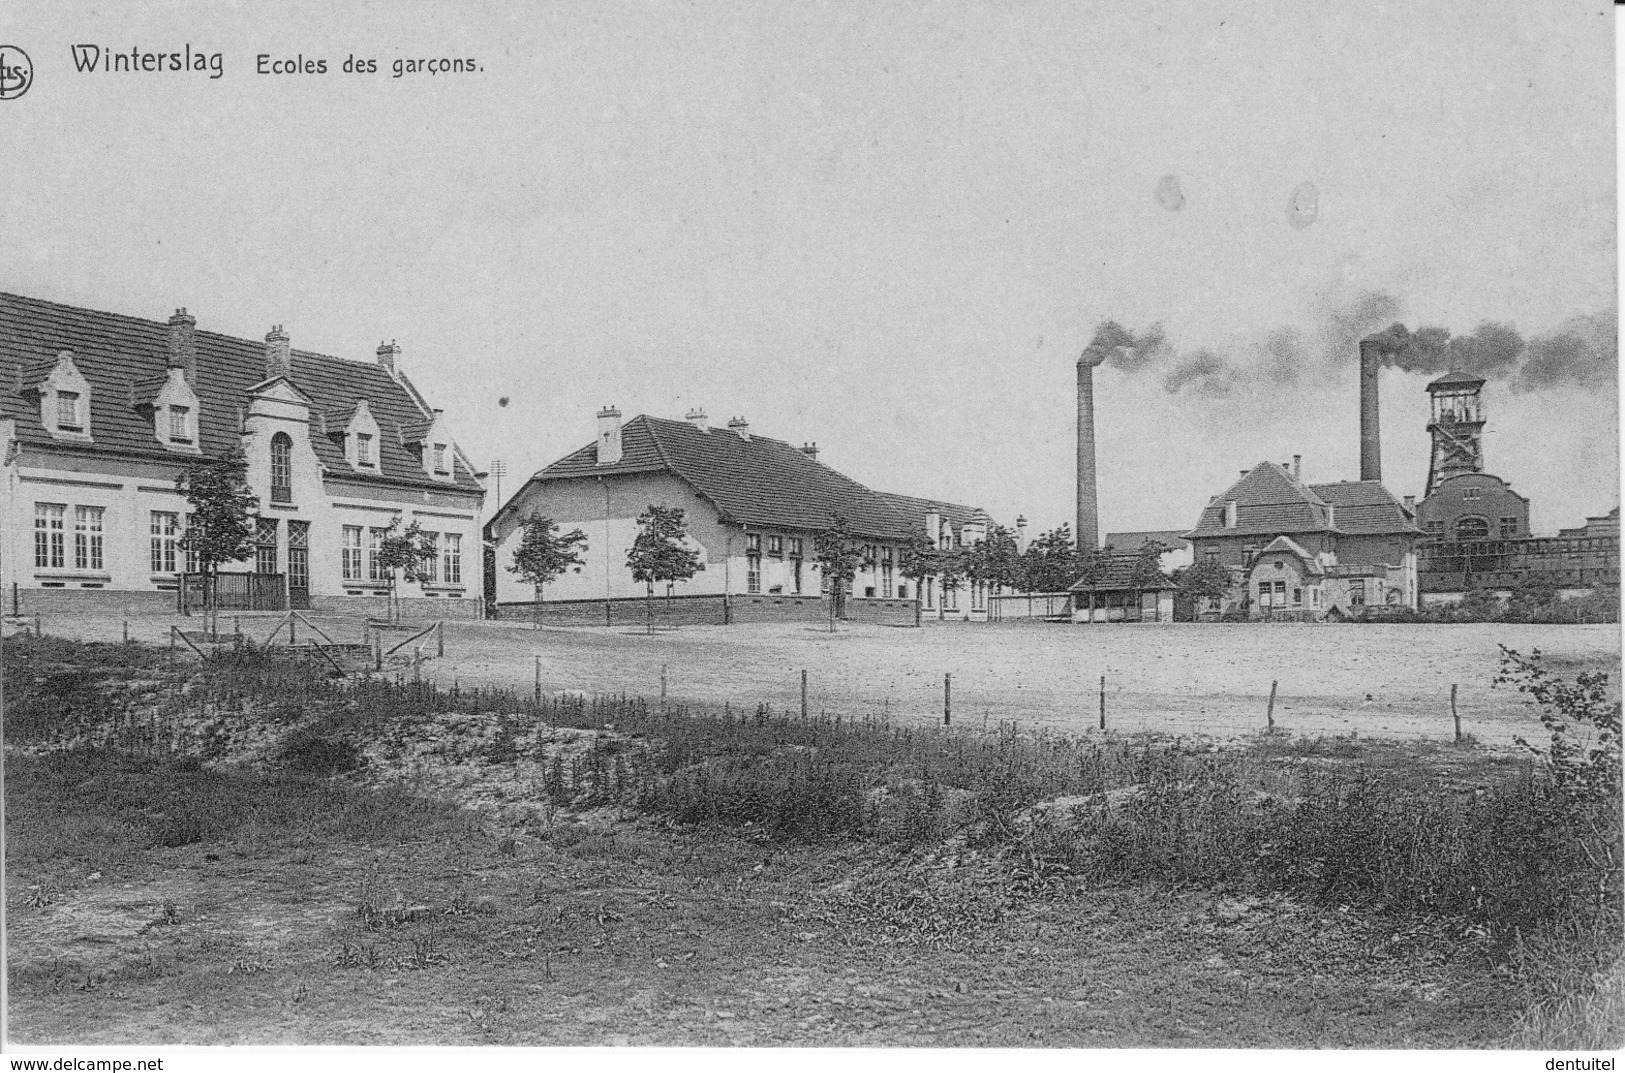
[0,0,1616,537]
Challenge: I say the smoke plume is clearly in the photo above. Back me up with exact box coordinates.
[1081,320,1169,370]
[1087,291,1616,398]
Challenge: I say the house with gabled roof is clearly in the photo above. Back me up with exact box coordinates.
[485,408,1003,625]
[1184,460,1422,619]
[0,293,484,617]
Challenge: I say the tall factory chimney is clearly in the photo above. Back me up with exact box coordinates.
[1358,339,1383,483]
[1076,347,1105,551]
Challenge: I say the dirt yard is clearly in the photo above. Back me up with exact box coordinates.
[15,608,1621,747]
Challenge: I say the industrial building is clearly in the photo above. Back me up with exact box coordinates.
[1408,367,1617,603]
[484,408,1004,626]
[0,293,486,618]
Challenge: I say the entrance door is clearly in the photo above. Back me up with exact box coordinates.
[287,521,311,610]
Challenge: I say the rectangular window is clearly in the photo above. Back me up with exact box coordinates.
[882,562,894,598]
[745,533,761,554]
[1204,548,1220,564]
[34,503,65,569]
[356,433,374,467]
[1350,579,1366,606]
[57,391,81,430]
[442,533,462,584]
[184,514,199,574]
[74,506,104,571]
[1258,584,1272,609]
[288,521,310,591]
[421,531,439,584]
[747,553,761,594]
[1500,517,1518,538]
[169,405,191,443]
[342,525,363,581]
[792,559,803,595]
[768,535,783,557]
[1243,543,1259,564]
[255,518,279,575]
[1292,586,1302,606]
[1463,486,1481,501]
[788,538,803,559]
[433,443,448,474]
[368,527,387,581]
[150,511,179,573]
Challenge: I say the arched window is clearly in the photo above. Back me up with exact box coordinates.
[1456,516,1490,542]
[270,432,293,503]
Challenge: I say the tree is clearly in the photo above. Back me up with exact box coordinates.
[508,514,589,629]
[813,512,865,631]
[176,446,258,634]
[1019,525,1084,593]
[1175,558,1232,619]
[965,524,1021,593]
[375,517,438,624]
[626,505,705,634]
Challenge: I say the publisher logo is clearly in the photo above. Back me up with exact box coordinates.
[0,46,32,99]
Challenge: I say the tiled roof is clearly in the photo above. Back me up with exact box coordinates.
[1185,462,1418,540]
[1069,552,1176,592]
[523,415,986,541]
[1186,462,1333,539]
[1103,530,1192,551]
[1306,480,1421,536]
[1252,535,1324,575]
[0,292,481,493]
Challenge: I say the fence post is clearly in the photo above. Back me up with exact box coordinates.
[1451,683,1461,742]
[660,663,667,702]
[373,628,382,671]
[289,614,297,647]
[534,654,542,703]
[801,669,808,720]
[413,647,421,684]
[123,620,129,643]
[943,673,952,726]
[437,621,445,658]
[1099,675,1105,731]
[34,611,41,638]
[1266,680,1279,732]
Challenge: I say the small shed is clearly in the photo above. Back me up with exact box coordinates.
[1068,553,1177,623]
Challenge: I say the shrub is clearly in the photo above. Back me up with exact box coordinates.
[279,726,367,775]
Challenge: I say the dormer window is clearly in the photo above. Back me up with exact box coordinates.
[1224,501,1238,529]
[168,405,192,444]
[356,433,374,467]
[57,391,82,431]
[433,443,448,474]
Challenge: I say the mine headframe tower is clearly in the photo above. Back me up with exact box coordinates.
[1425,370,1488,496]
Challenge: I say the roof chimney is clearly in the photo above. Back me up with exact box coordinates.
[1293,454,1301,479]
[167,308,197,384]
[727,416,750,440]
[596,406,623,466]
[685,408,708,433]
[376,340,401,374]
[1358,339,1383,483]
[801,442,819,460]
[264,324,291,381]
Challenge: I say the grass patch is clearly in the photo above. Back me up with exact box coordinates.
[4,633,1619,1046]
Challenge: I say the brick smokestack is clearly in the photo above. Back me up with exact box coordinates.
[1076,347,1105,551]
[1358,339,1383,482]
